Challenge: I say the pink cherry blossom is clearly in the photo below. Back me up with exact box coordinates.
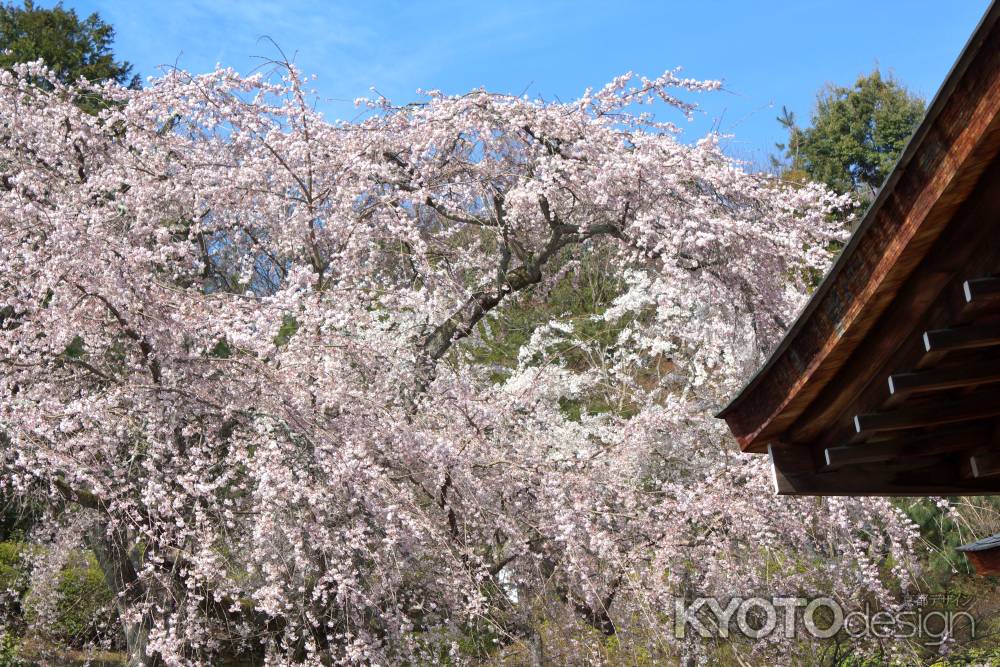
[0,61,919,665]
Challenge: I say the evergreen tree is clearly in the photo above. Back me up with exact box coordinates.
[0,0,138,87]
[777,69,925,199]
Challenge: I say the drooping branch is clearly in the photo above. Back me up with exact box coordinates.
[411,195,627,400]
[73,284,161,384]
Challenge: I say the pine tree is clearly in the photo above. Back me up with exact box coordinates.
[777,70,925,200]
[0,0,138,87]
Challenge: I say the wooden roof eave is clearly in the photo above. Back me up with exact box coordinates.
[719,1,1000,453]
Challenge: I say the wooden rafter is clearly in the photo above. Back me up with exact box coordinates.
[823,426,991,468]
[719,2,1000,462]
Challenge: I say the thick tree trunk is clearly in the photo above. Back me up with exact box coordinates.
[527,630,545,666]
[86,525,159,667]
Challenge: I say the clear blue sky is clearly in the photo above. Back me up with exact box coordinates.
[64,0,990,167]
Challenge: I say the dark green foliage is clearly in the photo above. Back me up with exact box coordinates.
[0,631,23,667]
[2,542,118,650]
[464,248,626,378]
[0,541,27,592]
[63,335,85,359]
[777,70,925,199]
[895,497,1000,663]
[462,247,649,422]
[209,338,232,359]
[0,541,28,641]
[273,315,299,347]
[902,496,1000,579]
[0,541,27,593]
[0,488,42,563]
[900,498,971,581]
[0,0,137,87]
[48,551,115,646]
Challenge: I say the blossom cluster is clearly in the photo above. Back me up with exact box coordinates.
[0,61,917,665]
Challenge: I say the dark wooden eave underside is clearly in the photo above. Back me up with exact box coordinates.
[765,158,1000,495]
[718,3,1000,494]
[770,268,1000,495]
[719,3,1000,452]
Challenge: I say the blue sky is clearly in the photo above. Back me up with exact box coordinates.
[65,1,989,167]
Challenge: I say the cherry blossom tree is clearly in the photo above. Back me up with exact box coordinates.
[0,61,923,665]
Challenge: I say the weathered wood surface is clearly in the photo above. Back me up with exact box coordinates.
[823,427,990,468]
[719,5,1000,457]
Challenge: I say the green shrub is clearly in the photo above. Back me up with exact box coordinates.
[49,551,116,646]
[16,547,117,649]
[0,631,23,667]
[0,541,27,592]
[0,542,28,636]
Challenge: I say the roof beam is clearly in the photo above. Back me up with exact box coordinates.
[923,324,1000,353]
[946,277,1000,325]
[888,359,1000,398]
[770,441,1000,495]
[824,427,990,468]
[853,394,1000,435]
[964,277,1000,305]
[969,451,1000,478]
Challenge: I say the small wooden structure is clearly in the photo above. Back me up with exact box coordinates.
[718,2,1000,496]
[957,533,1000,575]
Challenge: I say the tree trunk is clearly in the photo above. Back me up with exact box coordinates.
[86,525,159,667]
[528,629,545,667]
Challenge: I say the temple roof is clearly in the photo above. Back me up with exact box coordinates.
[719,2,1000,495]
